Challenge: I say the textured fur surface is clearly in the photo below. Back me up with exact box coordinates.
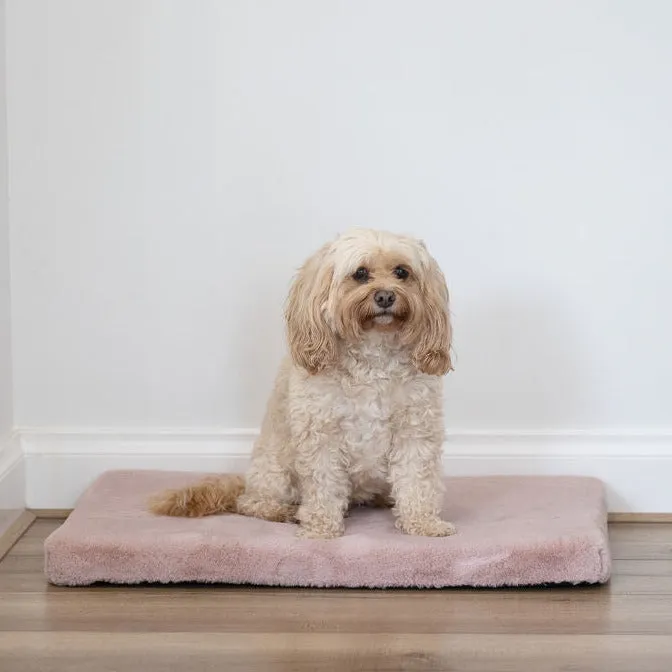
[149,228,456,538]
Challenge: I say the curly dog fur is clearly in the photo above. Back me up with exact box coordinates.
[149,228,456,538]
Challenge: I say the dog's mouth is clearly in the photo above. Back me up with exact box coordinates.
[366,307,408,330]
[350,291,411,334]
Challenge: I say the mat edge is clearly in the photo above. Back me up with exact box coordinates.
[31,509,672,523]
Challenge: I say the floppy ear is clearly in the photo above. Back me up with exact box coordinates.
[284,243,338,374]
[411,249,453,376]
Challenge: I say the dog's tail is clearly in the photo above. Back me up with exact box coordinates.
[148,475,245,517]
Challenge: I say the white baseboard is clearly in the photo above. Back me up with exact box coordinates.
[20,427,672,512]
[0,433,25,511]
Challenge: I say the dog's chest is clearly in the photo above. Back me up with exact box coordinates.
[337,355,409,467]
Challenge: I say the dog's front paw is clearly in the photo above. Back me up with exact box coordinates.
[295,518,345,540]
[396,517,457,537]
[296,526,344,540]
[296,506,345,539]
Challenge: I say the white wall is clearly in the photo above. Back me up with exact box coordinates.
[5,2,672,508]
[0,0,24,513]
[0,0,11,441]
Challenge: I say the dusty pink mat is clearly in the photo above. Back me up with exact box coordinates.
[44,470,611,588]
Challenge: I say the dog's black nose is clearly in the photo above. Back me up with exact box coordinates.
[374,290,396,309]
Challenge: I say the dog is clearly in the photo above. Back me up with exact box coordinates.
[149,228,456,539]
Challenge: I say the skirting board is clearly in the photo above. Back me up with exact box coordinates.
[0,435,32,560]
[19,428,672,512]
[0,510,36,560]
[0,434,25,512]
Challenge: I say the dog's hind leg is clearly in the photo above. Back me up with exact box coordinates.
[236,443,298,523]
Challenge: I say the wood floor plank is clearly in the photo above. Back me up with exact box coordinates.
[2,589,672,635]
[0,633,671,672]
[612,558,672,576]
[608,523,672,540]
[608,524,672,560]
[5,535,49,556]
[22,518,62,537]
[0,555,44,574]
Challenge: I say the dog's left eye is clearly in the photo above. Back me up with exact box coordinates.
[393,266,409,280]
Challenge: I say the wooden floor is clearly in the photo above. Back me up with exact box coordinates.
[0,520,671,671]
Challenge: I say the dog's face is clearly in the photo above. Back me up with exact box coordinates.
[285,229,453,376]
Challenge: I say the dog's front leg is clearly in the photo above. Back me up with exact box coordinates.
[294,436,350,539]
[388,429,456,537]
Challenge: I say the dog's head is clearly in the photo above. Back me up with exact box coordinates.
[285,228,453,376]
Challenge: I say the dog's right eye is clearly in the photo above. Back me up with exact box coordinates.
[352,267,370,283]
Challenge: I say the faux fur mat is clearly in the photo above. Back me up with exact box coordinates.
[44,470,611,588]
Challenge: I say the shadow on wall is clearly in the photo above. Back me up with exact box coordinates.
[446,293,589,431]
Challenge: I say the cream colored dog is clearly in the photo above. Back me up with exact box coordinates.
[150,228,456,539]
